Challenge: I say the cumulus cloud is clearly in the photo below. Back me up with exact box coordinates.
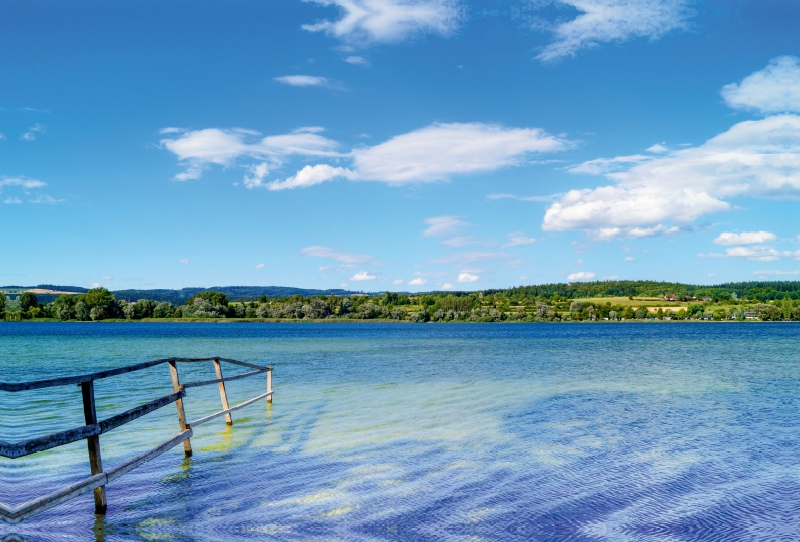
[267,164,357,190]
[351,271,376,280]
[301,245,377,264]
[646,143,668,153]
[713,231,777,246]
[624,256,636,262]
[722,56,800,115]
[408,277,426,285]
[535,0,693,62]
[352,122,566,183]
[161,127,340,181]
[422,215,468,237]
[503,231,537,248]
[275,75,334,87]
[567,271,596,281]
[441,283,454,289]
[457,272,479,283]
[544,114,800,238]
[302,0,462,44]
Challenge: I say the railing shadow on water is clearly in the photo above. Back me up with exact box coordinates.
[0,357,273,525]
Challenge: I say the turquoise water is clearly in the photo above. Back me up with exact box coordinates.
[1,322,799,541]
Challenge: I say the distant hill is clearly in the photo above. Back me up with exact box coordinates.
[109,286,360,304]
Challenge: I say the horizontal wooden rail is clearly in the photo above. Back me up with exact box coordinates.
[187,391,273,428]
[0,390,185,459]
[0,357,273,523]
[0,429,193,524]
[183,368,269,389]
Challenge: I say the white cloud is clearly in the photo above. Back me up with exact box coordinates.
[0,133,6,140]
[160,127,184,134]
[393,279,403,284]
[275,75,333,87]
[345,55,371,66]
[180,259,191,264]
[422,215,467,237]
[544,114,800,238]
[503,231,537,248]
[408,277,426,286]
[254,263,266,269]
[243,163,270,188]
[457,272,479,283]
[29,194,63,204]
[646,143,668,153]
[700,246,800,262]
[161,127,340,181]
[441,236,493,248]
[267,164,356,190]
[567,271,596,281]
[302,0,462,44]
[441,283,454,289]
[624,256,636,262]
[752,269,800,276]
[0,177,46,190]
[568,154,651,175]
[351,271,376,280]
[352,122,566,183]
[4,197,22,204]
[713,231,777,246]
[722,56,800,115]
[20,123,46,141]
[535,0,693,62]
[301,245,376,264]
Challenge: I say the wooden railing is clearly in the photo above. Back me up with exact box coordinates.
[0,357,273,524]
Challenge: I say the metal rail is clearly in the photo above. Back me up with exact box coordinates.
[0,357,273,524]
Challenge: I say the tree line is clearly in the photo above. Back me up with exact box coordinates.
[3,285,800,322]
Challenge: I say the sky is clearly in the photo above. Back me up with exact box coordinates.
[2,0,800,291]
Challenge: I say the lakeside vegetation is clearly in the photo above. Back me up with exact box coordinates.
[4,280,800,322]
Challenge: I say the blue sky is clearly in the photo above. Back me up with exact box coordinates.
[2,0,800,291]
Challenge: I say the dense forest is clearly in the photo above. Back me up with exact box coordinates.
[3,280,800,322]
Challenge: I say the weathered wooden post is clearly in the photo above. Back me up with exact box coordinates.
[212,358,233,425]
[80,380,107,514]
[267,367,273,404]
[168,360,192,457]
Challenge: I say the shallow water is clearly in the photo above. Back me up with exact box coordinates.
[1,322,799,541]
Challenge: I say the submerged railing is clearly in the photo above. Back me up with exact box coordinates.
[0,357,273,523]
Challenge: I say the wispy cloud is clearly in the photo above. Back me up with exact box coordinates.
[3,197,22,204]
[752,269,800,276]
[302,0,462,44]
[428,251,511,266]
[301,245,377,264]
[274,75,338,88]
[534,0,694,62]
[503,231,537,248]
[345,55,371,67]
[352,122,567,183]
[0,177,46,190]
[20,123,46,141]
[486,192,561,202]
[699,246,800,262]
[254,263,266,269]
[29,194,64,204]
[422,215,468,237]
[441,236,494,248]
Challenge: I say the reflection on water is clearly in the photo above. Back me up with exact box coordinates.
[1,322,799,541]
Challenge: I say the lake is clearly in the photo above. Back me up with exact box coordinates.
[1,322,799,541]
